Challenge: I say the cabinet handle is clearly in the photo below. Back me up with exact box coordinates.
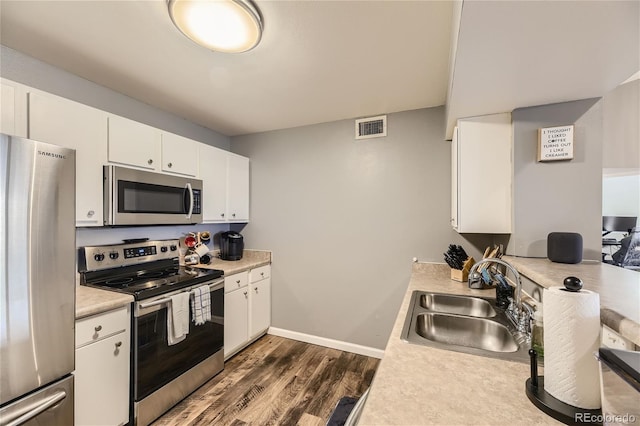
[232,213,236,218]
[236,280,241,285]
[260,272,264,277]
[94,325,102,332]
[221,213,225,218]
[254,287,258,293]
[115,341,122,348]
[168,162,173,168]
[87,210,95,217]
[243,291,248,297]
[148,159,153,165]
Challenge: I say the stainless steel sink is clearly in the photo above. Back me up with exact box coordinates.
[401,291,530,363]
[418,293,496,318]
[415,313,518,353]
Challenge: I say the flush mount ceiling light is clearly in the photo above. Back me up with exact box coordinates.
[168,0,263,53]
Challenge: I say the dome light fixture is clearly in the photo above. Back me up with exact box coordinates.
[168,0,263,53]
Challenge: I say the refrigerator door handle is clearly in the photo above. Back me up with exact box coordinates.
[2,390,67,426]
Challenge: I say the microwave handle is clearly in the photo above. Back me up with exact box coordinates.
[185,183,194,219]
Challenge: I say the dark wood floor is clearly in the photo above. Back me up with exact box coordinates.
[152,335,379,426]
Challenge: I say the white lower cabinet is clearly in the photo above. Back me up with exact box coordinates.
[75,305,131,426]
[249,265,271,340]
[224,273,249,359]
[224,265,271,359]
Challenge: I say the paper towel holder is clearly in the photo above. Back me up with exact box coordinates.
[562,276,583,292]
[526,349,603,425]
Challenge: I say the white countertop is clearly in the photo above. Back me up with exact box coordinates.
[76,249,271,319]
[504,256,640,346]
[358,262,561,425]
[76,285,134,319]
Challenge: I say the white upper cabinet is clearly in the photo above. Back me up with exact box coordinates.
[161,132,198,176]
[199,146,250,223]
[108,115,161,171]
[28,91,107,227]
[452,112,512,234]
[0,79,28,138]
[199,144,228,222]
[227,153,250,222]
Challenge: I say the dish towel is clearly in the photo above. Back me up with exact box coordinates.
[190,285,211,326]
[167,292,190,346]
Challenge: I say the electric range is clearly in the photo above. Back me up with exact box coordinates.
[78,238,225,426]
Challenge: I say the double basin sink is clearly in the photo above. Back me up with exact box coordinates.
[401,291,530,363]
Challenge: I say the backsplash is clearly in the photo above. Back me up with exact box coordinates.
[76,223,231,250]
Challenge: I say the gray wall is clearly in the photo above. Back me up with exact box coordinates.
[0,45,230,149]
[231,107,493,350]
[603,79,639,169]
[509,98,603,260]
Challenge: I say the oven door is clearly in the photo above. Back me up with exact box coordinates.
[133,282,223,401]
[104,165,202,226]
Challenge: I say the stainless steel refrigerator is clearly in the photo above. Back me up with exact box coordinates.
[0,134,76,425]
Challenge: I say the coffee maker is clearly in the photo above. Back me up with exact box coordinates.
[219,231,244,261]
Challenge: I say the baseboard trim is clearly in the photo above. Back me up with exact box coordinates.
[267,327,384,359]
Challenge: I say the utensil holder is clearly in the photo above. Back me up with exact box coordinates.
[496,284,514,308]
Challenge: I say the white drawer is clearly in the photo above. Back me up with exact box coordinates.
[76,306,129,348]
[250,265,271,283]
[224,271,249,293]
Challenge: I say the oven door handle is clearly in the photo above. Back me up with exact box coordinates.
[138,280,224,309]
[138,297,171,309]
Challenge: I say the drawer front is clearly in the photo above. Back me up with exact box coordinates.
[76,306,129,348]
[224,271,249,293]
[250,265,271,283]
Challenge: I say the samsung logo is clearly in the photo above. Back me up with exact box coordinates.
[38,150,67,160]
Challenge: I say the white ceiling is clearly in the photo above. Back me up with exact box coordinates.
[1,1,638,139]
[446,1,640,138]
[0,0,454,137]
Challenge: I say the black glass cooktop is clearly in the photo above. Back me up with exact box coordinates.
[82,259,223,300]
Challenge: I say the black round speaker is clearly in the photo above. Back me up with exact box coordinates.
[547,232,583,264]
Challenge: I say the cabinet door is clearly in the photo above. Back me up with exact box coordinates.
[199,144,228,222]
[29,92,107,226]
[451,126,459,230]
[108,115,160,170]
[227,153,250,222]
[1,80,28,137]
[249,277,271,340]
[161,132,198,176]
[75,331,130,426]
[454,113,512,233]
[224,287,249,359]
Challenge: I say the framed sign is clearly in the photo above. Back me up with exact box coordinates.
[537,125,574,162]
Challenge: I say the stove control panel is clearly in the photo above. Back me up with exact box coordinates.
[124,245,157,259]
[79,239,181,272]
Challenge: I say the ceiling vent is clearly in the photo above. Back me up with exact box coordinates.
[355,115,387,140]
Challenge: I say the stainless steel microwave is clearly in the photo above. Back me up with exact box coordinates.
[104,165,202,226]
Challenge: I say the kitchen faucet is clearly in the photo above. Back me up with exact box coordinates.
[468,258,532,339]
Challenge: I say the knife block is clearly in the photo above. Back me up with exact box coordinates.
[450,257,475,282]
[450,268,468,282]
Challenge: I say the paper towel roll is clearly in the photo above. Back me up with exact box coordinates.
[543,285,601,409]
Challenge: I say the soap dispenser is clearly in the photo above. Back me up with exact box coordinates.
[531,305,544,358]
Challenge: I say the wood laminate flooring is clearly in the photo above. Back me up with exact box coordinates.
[152,335,380,426]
